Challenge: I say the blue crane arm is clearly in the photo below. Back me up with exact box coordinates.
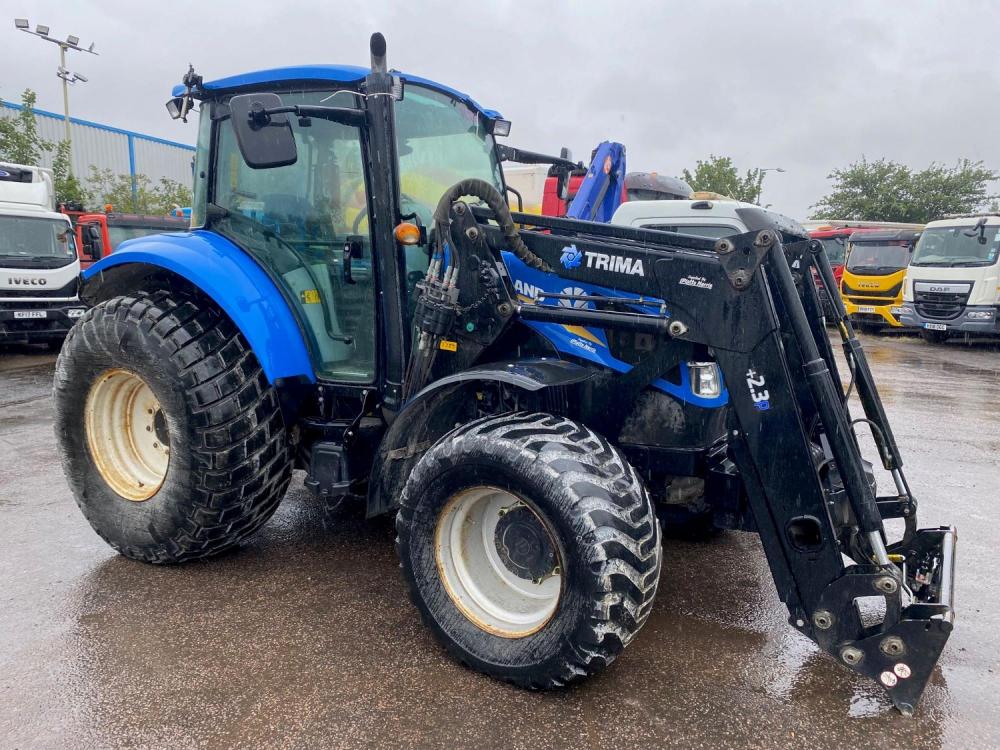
[566,141,627,223]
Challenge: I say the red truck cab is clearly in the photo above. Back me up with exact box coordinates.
[541,171,691,217]
[74,210,188,269]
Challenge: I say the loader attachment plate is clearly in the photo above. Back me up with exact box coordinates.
[807,527,956,714]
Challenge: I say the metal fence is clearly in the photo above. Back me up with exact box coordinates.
[0,101,195,200]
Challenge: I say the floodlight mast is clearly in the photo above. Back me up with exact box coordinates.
[12,18,98,161]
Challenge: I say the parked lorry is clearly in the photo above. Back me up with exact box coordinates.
[0,163,87,344]
[53,35,956,714]
[74,209,188,269]
[840,228,923,330]
[898,214,1000,342]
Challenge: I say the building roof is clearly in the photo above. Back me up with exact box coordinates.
[1,101,194,151]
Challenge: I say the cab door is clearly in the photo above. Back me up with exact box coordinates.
[210,91,378,384]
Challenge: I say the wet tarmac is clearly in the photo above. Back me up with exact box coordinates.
[1,333,998,749]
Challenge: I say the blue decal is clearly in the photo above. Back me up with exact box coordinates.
[502,252,728,408]
[560,245,583,269]
[755,400,771,411]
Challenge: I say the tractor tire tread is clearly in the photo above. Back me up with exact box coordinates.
[55,288,291,564]
[397,411,661,689]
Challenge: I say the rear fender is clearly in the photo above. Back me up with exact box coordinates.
[366,358,595,516]
[81,230,314,384]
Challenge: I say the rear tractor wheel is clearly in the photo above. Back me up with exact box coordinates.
[397,412,662,687]
[53,289,292,563]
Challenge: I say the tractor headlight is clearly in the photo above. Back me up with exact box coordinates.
[688,362,722,398]
[968,310,995,320]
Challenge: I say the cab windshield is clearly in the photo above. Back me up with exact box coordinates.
[911,225,1000,267]
[846,241,912,274]
[394,84,503,225]
[817,237,846,265]
[0,215,77,267]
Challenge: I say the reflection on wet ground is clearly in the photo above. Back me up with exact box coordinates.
[1,333,998,748]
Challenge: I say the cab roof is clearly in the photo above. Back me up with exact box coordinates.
[848,229,922,243]
[173,64,503,120]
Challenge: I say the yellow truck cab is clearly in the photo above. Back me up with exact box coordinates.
[840,228,922,330]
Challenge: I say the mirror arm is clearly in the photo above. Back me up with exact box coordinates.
[250,104,365,128]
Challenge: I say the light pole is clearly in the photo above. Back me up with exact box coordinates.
[13,18,97,161]
[755,167,786,205]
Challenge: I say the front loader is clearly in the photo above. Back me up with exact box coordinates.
[54,34,955,714]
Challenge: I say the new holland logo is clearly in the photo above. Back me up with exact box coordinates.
[513,279,543,299]
[558,286,590,308]
[6,277,47,286]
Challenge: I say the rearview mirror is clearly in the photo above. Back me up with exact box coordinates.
[228,93,298,169]
[83,224,103,259]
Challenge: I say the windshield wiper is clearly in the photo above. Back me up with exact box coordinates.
[948,260,991,267]
[207,203,354,344]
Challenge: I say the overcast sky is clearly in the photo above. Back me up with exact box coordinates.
[3,0,998,218]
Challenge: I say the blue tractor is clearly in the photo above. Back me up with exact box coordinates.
[54,34,956,713]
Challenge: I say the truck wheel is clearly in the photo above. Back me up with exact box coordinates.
[53,290,292,564]
[396,412,661,688]
[921,329,948,344]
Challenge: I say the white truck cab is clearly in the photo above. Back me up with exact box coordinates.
[610,193,804,240]
[0,163,86,344]
[898,214,1000,342]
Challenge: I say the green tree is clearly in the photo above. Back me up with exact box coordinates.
[0,89,53,165]
[86,167,192,215]
[811,158,997,223]
[682,155,764,203]
[52,139,87,207]
[152,177,193,214]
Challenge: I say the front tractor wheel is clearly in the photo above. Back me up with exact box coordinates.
[397,413,662,688]
[54,290,292,564]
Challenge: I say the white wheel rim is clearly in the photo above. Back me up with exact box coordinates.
[84,368,170,501]
[435,486,562,638]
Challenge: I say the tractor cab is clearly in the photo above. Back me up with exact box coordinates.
[171,59,509,389]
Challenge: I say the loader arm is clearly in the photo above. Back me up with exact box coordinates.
[409,195,956,714]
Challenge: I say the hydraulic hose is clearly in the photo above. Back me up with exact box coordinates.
[432,178,551,272]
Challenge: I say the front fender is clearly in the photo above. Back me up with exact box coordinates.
[82,230,314,383]
[367,358,596,516]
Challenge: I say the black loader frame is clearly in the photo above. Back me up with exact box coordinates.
[398,186,955,714]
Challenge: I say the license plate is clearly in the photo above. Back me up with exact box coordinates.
[924,322,947,331]
[67,308,86,319]
[857,306,876,313]
[13,310,47,320]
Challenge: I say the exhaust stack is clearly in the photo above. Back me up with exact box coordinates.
[370,32,387,74]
